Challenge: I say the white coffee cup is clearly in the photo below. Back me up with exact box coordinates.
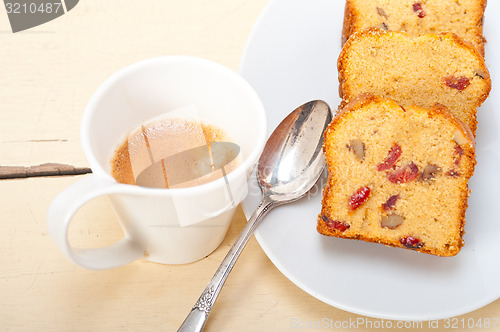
[47,56,267,269]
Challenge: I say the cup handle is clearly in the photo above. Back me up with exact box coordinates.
[47,174,144,270]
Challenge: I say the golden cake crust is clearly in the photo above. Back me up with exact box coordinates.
[317,95,476,256]
[341,0,487,56]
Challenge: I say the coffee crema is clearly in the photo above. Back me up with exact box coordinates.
[111,118,239,189]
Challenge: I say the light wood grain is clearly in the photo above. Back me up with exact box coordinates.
[0,0,268,167]
[1,1,498,331]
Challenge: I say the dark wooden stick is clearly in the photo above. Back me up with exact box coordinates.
[0,163,92,179]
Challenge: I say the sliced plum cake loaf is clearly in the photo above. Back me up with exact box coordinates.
[317,95,476,256]
[342,0,487,55]
[338,29,491,135]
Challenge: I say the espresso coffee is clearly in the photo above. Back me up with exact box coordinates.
[111,118,239,189]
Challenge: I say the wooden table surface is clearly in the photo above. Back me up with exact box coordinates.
[1,1,499,331]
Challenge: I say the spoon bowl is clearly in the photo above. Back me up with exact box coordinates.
[178,100,332,331]
[258,100,331,202]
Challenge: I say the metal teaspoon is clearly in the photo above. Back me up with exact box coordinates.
[178,100,332,331]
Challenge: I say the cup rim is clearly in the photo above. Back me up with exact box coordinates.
[81,55,267,196]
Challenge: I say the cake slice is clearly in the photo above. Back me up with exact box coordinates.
[338,29,491,135]
[342,0,487,56]
[317,95,476,256]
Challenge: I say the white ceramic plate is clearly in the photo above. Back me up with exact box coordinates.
[240,0,500,321]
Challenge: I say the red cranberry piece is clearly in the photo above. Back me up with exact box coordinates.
[443,76,471,91]
[348,186,371,210]
[383,194,400,211]
[400,236,424,249]
[453,144,464,166]
[321,215,350,232]
[377,143,402,171]
[387,162,419,184]
[412,3,426,18]
[446,170,460,177]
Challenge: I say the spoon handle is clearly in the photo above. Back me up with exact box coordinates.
[177,197,275,332]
